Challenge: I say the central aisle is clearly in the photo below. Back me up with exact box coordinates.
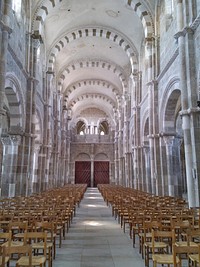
[53,188,144,267]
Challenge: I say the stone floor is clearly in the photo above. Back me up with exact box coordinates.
[53,187,145,267]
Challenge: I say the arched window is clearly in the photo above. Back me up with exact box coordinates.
[99,121,109,135]
[76,121,86,135]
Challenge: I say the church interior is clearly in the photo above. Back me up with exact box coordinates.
[0,0,200,266]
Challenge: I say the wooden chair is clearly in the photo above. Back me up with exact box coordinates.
[143,221,165,267]
[1,244,32,267]
[0,231,11,266]
[23,231,47,267]
[189,243,200,266]
[34,222,54,266]
[145,228,173,267]
[0,231,12,247]
[6,221,28,247]
[151,230,180,267]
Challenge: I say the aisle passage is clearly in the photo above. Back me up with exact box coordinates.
[53,188,144,267]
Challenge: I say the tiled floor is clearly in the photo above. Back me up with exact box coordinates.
[53,187,145,267]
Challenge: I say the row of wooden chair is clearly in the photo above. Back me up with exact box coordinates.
[0,184,87,266]
[98,184,200,267]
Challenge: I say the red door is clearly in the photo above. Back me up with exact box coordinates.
[94,161,109,187]
[75,161,91,187]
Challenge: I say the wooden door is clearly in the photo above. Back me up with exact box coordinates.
[94,161,109,187]
[75,161,91,187]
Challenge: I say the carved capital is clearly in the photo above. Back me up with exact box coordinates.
[10,135,21,145]
[1,136,11,146]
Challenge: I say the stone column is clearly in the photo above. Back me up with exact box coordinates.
[145,35,162,195]
[0,135,21,197]
[118,109,123,185]
[114,125,119,185]
[123,93,131,187]
[60,108,68,185]
[164,136,176,196]
[40,71,54,191]
[174,0,200,206]
[0,1,12,185]
[146,38,156,194]
[1,136,11,197]
[143,146,151,193]
[31,144,41,194]
[0,0,12,136]
[174,137,183,197]
[131,71,142,190]
[159,135,168,196]
[91,157,94,187]
[164,135,184,197]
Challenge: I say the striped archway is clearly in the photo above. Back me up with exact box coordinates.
[32,0,154,39]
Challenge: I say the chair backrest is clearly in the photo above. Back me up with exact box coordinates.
[173,243,200,267]
[8,221,28,232]
[0,231,12,246]
[152,229,175,253]
[1,244,32,266]
[34,221,55,241]
[24,231,47,257]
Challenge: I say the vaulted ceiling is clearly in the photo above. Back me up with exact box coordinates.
[32,0,156,130]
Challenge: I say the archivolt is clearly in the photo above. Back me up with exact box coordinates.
[5,73,26,130]
[58,60,128,94]
[47,27,138,73]
[67,93,116,110]
[63,79,121,103]
[32,0,154,39]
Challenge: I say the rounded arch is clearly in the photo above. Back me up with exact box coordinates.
[94,153,109,161]
[75,153,91,161]
[59,60,128,94]
[64,79,121,103]
[76,120,87,135]
[127,0,154,38]
[5,73,26,131]
[160,77,181,133]
[67,93,116,110]
[32,0,154,41]
[98,120,109,135]
[140,108,150,144]
[47,26,138,73]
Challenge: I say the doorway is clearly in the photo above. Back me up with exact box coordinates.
[75,161,91,187]
[94,161,109,187]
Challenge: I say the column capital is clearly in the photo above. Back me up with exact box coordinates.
[146,79,158,87]
[10,135,21,145]
[1,136,11,145]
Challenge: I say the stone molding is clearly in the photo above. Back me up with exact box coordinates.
[157,48,179,82]
[191,14,200,31]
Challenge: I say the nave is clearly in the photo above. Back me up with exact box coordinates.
[53,188,144,267]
